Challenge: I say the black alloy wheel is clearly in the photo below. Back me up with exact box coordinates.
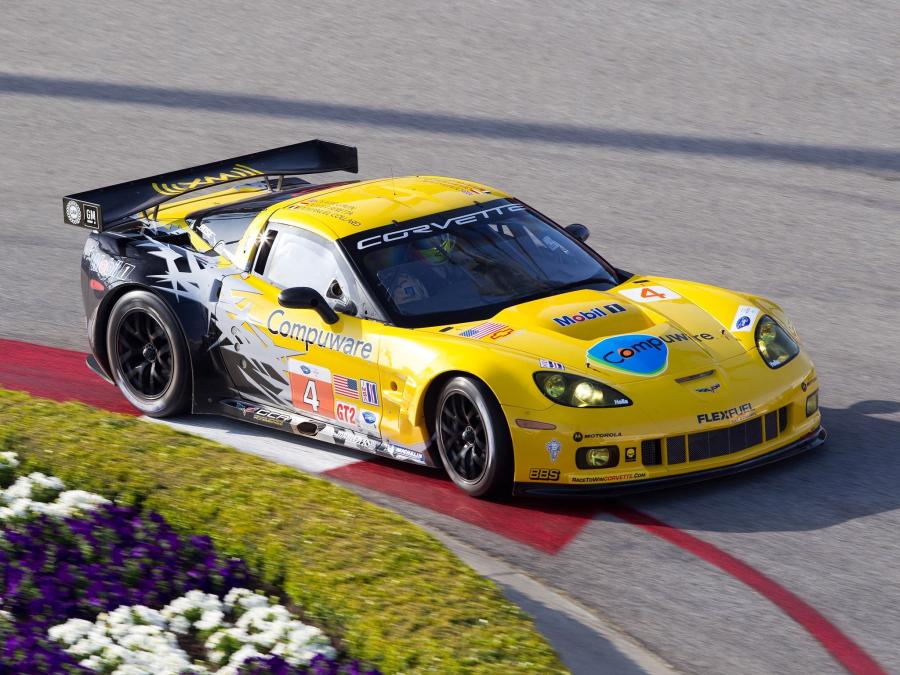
[440,392,488,481]
[106,290,191,417]
[435,377,513,498]
[116,310,172,398]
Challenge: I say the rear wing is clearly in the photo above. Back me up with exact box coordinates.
[62,139,358,230]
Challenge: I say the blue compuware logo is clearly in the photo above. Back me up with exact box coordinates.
[587,334,669,376]
[362,412,376,424]
[300,365,311,375]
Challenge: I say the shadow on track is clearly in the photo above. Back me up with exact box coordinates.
[2,72,899,173]
[623,402,900,533]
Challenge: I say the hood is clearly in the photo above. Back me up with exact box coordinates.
[438,280,751,383]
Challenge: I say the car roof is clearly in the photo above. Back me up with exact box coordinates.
[266,175,511,240]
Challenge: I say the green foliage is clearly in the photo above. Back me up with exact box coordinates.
[0,390,565,674]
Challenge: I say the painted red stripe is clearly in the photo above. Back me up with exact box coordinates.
[605,504,886,675]
[325,460,596,554]
[0,338,594,552]
[0,338,886,673]
[0,338,137,415]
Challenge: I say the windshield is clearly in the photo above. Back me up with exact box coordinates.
[341,200,618,327]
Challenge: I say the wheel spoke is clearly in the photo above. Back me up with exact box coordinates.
[438,393,490,482]
[117,310,172,398]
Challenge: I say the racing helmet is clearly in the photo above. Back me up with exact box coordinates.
[413,234,455,266]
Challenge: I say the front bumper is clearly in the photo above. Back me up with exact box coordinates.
[513,425,826,497]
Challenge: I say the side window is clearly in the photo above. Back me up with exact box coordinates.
[264,228,345,296]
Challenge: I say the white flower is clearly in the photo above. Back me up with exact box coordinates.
[0,451,19,466]
[196,609,225,632]
[48,618,94,645]
[224,587,269,612]
[50,589,336,672]
[226,643,261,667]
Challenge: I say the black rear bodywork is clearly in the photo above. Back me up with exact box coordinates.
[73,140,360,416]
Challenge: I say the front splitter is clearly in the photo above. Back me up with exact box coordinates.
[513,426,826,497]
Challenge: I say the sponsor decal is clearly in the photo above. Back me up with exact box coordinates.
[486,326,517,340]
[697,402,753,424]
[267,310,374,360]
[587,334,669,377]
[288,360,335,418]
[333,427,380,452]
[659,332,715,343]
[730,305,760,333]
[333,374,359,399]
[574,431,622,441]
[236,403,292,428]
[539,359,565,370]
[360,410,379,433]
[64,199,102,229]
[552,303,626,327]
[695,383,721,393]
[571,471,648,484]
[385,444,426,464]
[528,468,561,481]
[360,379,380,406]
[354,202,525,250]
[459,321,509,339]
[618,286,681,303]
[625,447,637,462]
[85,241,134,282]
[151,164,263,196]
[335,401,358,426]
[546,439,562,462]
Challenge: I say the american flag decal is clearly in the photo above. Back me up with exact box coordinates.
[333,375,359,399]
[459,321,508,339]
[361,379,379,406]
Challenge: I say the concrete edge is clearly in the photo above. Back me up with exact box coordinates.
[421,525,677,675]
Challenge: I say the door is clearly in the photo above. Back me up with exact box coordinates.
[217,224,384,441]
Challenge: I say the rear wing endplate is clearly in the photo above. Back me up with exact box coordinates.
[62,139,358,230]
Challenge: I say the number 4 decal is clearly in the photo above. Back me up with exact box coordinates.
[303,380,320,412]
[619,285,682,303]
[288,360,335,418]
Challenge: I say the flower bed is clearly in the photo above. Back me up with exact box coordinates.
[0,452,374,674]
[0,390,565,673]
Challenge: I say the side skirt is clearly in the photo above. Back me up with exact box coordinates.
[214,398,436,468]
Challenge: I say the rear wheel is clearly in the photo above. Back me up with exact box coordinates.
[435,377,513,498]
[106,290,191,417]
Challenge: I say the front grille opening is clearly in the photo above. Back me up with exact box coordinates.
[687,416,764,462]
[667,435,686,464]
[642,439,663,465]
[764,411,778,441]
[667,407,790,467]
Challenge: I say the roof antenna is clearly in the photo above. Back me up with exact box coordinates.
[390,165,397,198]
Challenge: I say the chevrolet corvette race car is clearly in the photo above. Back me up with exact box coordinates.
[63,140,825,497]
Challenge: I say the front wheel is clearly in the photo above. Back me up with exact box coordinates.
[435,377,513,498]
[106,290,191,417]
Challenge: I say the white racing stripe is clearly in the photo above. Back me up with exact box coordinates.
[144,415,367,474]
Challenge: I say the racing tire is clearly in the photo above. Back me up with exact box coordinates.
[435,376,513,498]
[106,290,191,418]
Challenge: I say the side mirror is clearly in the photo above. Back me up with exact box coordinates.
[565,223,590,242]
[278,287,339,325]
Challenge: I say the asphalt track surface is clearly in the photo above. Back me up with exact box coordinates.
[1,2,898,673]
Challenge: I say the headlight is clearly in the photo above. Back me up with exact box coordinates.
[533,372,632,408]
[755,315,800,369]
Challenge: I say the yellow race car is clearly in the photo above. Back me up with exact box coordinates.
[64,140,824,498]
